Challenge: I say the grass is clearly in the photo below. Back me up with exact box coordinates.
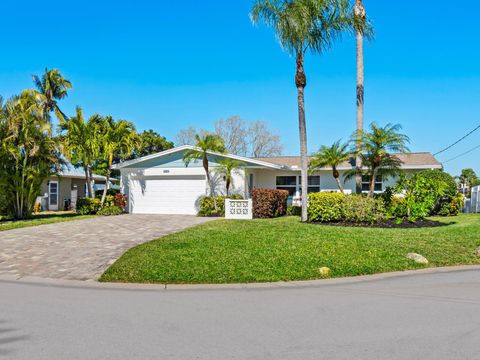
[100,214,480,284]
[0,212,95,231]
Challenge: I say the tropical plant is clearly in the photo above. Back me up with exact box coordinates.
[183,133,226,196]
[347,123,410,197]
[132,130,173,159]
[215,159,245,196]
[98,116,138,204]
[0,91,61,219]
[310,140,351,193]
[353,0,373,194]
[251,0,353,221]
[32,68,72,123]
[59,107,103,198]
[456,168,479,197]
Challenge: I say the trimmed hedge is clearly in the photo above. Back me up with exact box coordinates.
[76,195,127,216]
[287,205,302,216]
[308,193,385,224]
[252,188,288,219]
[77,198,102,215]
[97,205,123,216]
[198,195,243,217]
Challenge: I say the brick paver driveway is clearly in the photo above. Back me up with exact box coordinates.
[0,215,215,281]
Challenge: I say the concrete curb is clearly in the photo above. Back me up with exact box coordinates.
[1,265,479,292]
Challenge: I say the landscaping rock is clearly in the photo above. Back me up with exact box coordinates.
[318,267,331,277]
[406,253,429,265]
[475,247,480,257]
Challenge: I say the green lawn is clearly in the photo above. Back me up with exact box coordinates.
[0,212,95,231]
[100,214,480,284]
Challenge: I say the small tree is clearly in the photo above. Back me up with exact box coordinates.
[310,140,351,194]
[183,134,226,197]
[347,123,410,197]
[215,159,245,196]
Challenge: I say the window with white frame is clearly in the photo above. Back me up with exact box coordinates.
[362,175,383,192]
[276,175,321,196]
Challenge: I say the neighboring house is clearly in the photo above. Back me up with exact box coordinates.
[114,145,442,215]
[39,164,107,211]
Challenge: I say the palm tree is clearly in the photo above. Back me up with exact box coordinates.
[60,107,103,198]
[183,134,226,197]
[215,159,245,196]
[98,116,138,204]
[0,91,61,219]
[310,140,351,193]
[32,68,72,123]
[251,0,352,222]
[353,0,373,194]
[348,123,410,197]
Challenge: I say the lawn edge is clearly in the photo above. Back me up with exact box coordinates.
[2,265,480,291]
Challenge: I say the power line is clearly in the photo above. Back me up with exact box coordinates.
[443,144,480,164]
[434,124,480,156]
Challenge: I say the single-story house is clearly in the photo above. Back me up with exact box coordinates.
[39,164,107,211]
[113,145,442,215]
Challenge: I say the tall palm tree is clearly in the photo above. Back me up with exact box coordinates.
[310,140,351,193]
[32,68,72,123]
[183,134,226,197]
[60,107,103,198]
[215,159,245,196]
[98,116,138,204]
[348,123,410,197]
[251,0,352,222]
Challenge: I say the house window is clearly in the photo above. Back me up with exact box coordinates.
[276,176,297,197]
[304,176,321,194]
[362,175,383,192]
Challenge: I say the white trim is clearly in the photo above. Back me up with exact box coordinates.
[48,180,59,211]
[112,145,285,170]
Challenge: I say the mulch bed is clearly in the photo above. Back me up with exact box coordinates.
[314,219,454,229]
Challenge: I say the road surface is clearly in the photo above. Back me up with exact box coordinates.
[1,270,480,359]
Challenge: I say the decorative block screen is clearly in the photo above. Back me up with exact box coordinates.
[225,199,253,220]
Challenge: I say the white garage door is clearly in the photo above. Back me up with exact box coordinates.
[129,175,206,215]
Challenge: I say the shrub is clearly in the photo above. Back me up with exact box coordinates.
[76,198,102,215]
[98,205,123,216]
[415,170,457,215]
[95,188,120,198]
[287,205,302,216]
[308,193,345,223]
[114,193,128,209]
[438,193,464,216]
[252,188,288,219]
[343,195,385,224]
[198,195,243,217]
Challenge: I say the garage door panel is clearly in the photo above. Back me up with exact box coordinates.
[129,175,206,215]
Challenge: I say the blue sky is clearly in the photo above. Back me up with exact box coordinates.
[1,0,479,176]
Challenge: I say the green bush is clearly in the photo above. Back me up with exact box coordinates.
[415,170,458,215]
[252,188,289,219]
[95,189,120,198]
[308,193,345,223]
[98,205,123,216]
[198,195,243,217]
[287,205,302,216]
[343,195,385,224]
[438,193,464,216]
[76,198,102,215]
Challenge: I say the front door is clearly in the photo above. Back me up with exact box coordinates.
[49,181,59,211]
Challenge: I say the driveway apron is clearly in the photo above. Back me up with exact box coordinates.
[0,215,215,280]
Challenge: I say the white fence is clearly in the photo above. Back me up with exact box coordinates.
[225,199,253,220]
[471,186,480,213]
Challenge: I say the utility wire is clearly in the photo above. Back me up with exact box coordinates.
[443,144,480,164]
[434,124,480,156]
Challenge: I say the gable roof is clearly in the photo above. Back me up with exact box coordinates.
[57,163,107,181]
[112,145,285,170]
[253,152,443,170]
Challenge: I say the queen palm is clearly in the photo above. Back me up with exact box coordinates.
[215,159,245,196]
[251,0,352,222]
[348,123,410,197]
[60,107,103,198]
[310,140,351,194]
[183,133,226,197]
[98,116,138,204]
[353,0,373,194]
[32,68,72,123]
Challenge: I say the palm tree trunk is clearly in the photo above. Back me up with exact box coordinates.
[296,52,309,222]
[355,0,366,195]
[368,168,378,198]
[333,167,344,194]
[86,166,94,199]
[101,154,113,205]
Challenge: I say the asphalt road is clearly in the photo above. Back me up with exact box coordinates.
[1,270,480,360]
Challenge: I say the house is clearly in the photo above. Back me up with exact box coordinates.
[113,145,442,215]
[39,164,107,211]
